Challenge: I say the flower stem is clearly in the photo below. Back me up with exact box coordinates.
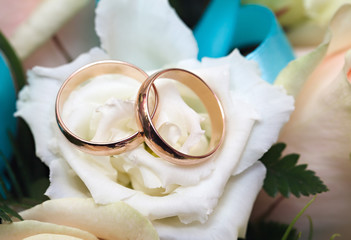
[282,196,316,240]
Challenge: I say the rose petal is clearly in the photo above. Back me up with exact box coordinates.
[327,3,351,55]
[0,0,42,37]
[23,1,99,69]
[20,198,159,240]
[180,51,295,175]
[153,162,266,240]
[255,48,351,240]
[0,220,98,240]
[275,40,329,97]
[304,0,351,25]
[45,159,91,199]
[24,234,84,240]
[9,0,90,59]
[15,48,109,165]
[95,0,198,70]
[286,20,326,46]
[61,74,141,141]
[153,81,207,155]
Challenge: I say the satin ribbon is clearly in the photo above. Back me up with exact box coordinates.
[194,0,295,83]
[0,54,17,168]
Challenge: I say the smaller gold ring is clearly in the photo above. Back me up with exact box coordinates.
[56,60,157,156]
[136,68,225,166]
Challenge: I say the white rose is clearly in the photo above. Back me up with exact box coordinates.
[15,0,294,239]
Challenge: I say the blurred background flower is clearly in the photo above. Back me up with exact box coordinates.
[242,0,351,47]
[252,4,351,239]
[0,0,98,68]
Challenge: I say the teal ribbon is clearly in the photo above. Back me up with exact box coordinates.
[194,0,295,83]
[0,54,17,166]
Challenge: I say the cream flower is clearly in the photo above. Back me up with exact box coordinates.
[242,0,351,46]
[15,0,294,239]
[253,4,351,239]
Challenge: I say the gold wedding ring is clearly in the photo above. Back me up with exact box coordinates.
[56,62,225,166]
[55,60,157,155]
[136,68,225,166]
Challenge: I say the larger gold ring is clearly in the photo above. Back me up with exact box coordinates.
[136,68,225,166]
[56,60,157,155]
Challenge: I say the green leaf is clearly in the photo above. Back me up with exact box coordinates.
[0,31,26,91]
[260,143,329,198]
[0,202,23,223]
[307,216,313,240]
[0,151,24,199]
[0,175,10,199]
[0,209,12,223]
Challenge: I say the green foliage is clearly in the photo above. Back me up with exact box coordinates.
[0,202,23,223]
[0,124,49,224]
[243,197,317,240]
[260,143,328,198]
[243,221,300,240]
[0,31,49,224]
[0,31,26,91]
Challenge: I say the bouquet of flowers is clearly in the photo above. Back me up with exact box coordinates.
[0,0,350,239]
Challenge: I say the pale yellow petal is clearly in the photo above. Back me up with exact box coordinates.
[20,198,159,240]
[10,0,90,59]
[24,233,83,240]
[274,39,329,96]
[0,220,98,240]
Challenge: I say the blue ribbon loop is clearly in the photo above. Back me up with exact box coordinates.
[194,0,295,83]
[0,54,17,166]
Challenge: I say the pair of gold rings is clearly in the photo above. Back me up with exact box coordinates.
[55,61,225,166]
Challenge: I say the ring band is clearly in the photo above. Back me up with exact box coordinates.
[55,60,158,155]
[136,68,225,166]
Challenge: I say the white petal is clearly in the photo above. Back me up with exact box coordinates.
[228,54,294,175]
[45,159,91,199]
[95,0,198,70]
[179,51,295,175]
[15,48,109,165]
[153,162,266,240]
[61,74,140,141]
[153,81,207,155]
[55,133,137,201]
